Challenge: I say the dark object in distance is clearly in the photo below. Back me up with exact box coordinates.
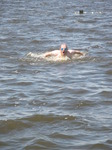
[79,10,83,14]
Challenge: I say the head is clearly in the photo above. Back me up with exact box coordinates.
[60,43,68,56]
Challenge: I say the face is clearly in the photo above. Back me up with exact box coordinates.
[60,44,68,56]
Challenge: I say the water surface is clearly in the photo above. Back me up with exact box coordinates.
[0,0,112,149]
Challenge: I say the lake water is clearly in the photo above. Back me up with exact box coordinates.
[0,0,112,149]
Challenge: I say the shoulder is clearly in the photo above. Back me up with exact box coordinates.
[52,50,59,53]
[45,50,59,54]
[51,50,59,55]
[45,50,59,57]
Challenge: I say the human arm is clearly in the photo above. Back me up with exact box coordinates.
[71,50,83,55]
[44,52,53,57]
[44,50,58,57]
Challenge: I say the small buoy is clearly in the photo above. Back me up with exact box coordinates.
[79,10,83,14]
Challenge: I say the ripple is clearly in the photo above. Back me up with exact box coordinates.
[91,143,111,150]
[106,70,112,75]
[50,132,74,139]
[0,120,32,134]
[24,114,76,123]
[0,141,9,147]
[30,40,42,44]
[99,90,112,98]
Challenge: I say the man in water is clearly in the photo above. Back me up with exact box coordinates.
[44,43,83,59]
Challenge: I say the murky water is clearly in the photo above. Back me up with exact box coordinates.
[0,0,112,149]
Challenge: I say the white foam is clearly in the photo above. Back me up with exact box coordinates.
[27,52,44,58]
[26,52,86,63]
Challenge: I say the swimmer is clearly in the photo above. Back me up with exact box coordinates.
[44,43,84,59]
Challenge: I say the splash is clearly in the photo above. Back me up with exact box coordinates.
[25,52,86,63]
